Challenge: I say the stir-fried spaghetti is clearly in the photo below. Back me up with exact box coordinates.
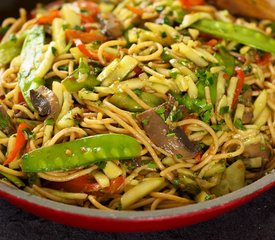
[0,0,274,210]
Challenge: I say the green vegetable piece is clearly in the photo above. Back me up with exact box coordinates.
[109,92,164,112]
[121,177,166,209]
[215,47,235,76]
[0,104,16,136]
[161,48,174,61]
[0,32,25,66]
[196,69,217,103]
[234,118,246,130]
[0,26,9,35]
[204,161,226,178]
[224,160,246,192]
[192,19,275,53]
[267,22,275,34]
[27,173,41,186]
[97,55,138,87]
[219,106,229,115]
[243,157,262,169]
[18,25,45,110]
[180,175,200,195]
[211,177,230,196]
[22,134,142,172]
[15,118,41,128]
[211,159,245,196]
[0,170,25,188]
[181,94,213,123]
[62,58,100,92]
[195,191,213,202]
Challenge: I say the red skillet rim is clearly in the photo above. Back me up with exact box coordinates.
[0,171,274,232]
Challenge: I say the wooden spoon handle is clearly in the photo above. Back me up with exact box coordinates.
[214,0,275,21]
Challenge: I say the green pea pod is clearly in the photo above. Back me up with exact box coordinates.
[18,25,45,110]
[0,33,25,66]
[22,134,142,172]
[192,19,275,53]
[109,92,164,112]
[62,58,100,92]
[0,170,25,188]
[215,47,235,77]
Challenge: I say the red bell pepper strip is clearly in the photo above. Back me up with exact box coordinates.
[47,175,124,194]
[17,90,25,104]
[65,29,106,44]
[104,176,124,194]
[194,152,203,162]
[78,1,99,24]
[78,1,99,18]
[49,174,101,193]
[81,15,96,24]
[256,52,271,66]
[3,123,31,165]
[74,39,117,62]
[231,66,245,109]
[74,39,99,60]
[37,10,61,25]
[223,73,230,80]
[179,0,205,7]
[205,39,218,47]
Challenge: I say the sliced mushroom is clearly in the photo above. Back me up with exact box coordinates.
[243,142,272,162]
[30,86,60,116]
[174,127,201,154]
[98,13,123,39]
[242,106,253,124]
[242,88,253,107]
[0,104,16,136]
[137,109,200,159]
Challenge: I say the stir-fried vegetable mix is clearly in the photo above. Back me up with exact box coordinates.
[0,0,274,210]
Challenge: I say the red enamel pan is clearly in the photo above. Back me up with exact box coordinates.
[0,171,274,232]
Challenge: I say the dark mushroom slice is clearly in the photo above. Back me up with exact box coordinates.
[30,86,60,116]
[243,142,272,163]
[137,109,200,159]
[174,127,201,154]
[0,104,16,136]
[242,107,253,124]
[98,13,123,39]
[242,88,253,107]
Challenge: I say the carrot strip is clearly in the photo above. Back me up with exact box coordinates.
[4,123,31,165]
[126,5,144,16]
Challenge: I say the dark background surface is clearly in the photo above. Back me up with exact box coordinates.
[0,1,274,239]
[0,188,274,240]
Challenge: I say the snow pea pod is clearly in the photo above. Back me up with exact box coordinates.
[109,92,164,112]
[192,19,275,53]
[22,134,142,172]
[18,25,45,110]
[0,32,25,66]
